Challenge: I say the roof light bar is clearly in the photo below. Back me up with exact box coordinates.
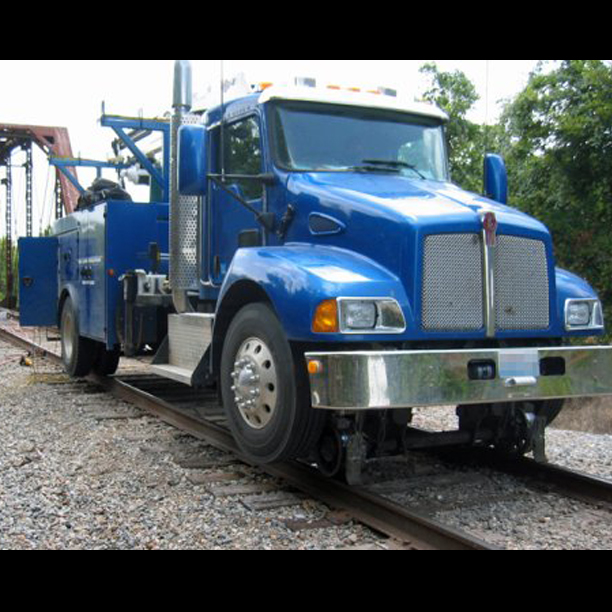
[252,78,398,98]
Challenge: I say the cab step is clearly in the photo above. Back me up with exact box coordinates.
[150,313,214,386]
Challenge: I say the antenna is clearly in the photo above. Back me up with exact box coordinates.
[484,59,490,154]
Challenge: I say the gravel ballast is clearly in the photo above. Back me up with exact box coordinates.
[0,341,379,550]
[1,338,611,550]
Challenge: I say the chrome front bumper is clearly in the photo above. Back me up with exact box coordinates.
[305,346,612,410]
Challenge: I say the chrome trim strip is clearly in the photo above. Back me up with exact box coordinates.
[306,346,612,411]
[481,229,497,338]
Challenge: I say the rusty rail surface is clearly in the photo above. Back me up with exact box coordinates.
[0,320,494,550]
[5,320,612,547]
[4,320,612,548]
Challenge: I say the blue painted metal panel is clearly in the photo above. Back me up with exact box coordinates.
[172,94,604,345]
[37,93,604,352]
[207,111,267,287]
[217,245,410,342]
[18,237,59,327]
[49,158,132,195]
[484,154,509,205]
[55,212,84,337]
[54,208,80,339]
[104,201,170,348]
[100,114,171,201]
[52,201,169,348]
[276,171,564,341]
[199,94,606,346]
[210,182,263,285]
[178,125,208,196]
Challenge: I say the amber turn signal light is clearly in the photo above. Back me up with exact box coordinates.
[307,360,324,375]
[312,299,339,333]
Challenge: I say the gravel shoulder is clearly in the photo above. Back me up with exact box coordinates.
[1,338,611,550]
[0,341,379,550]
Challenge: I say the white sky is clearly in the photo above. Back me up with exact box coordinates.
[0,59,540,237]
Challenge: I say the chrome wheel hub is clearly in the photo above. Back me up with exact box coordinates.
[231,337,278,430]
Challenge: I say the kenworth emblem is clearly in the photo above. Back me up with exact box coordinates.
[482,211,498,247]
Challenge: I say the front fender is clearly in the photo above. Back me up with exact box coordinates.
[217,244,410,342]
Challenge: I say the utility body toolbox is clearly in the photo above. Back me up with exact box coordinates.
[19,200,170,350]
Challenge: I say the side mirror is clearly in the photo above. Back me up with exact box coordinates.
[178,125,208,196]
[484,154,508,205]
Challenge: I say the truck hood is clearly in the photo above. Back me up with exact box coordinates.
[289,172,549,236]
[287,172,555,332]
[284,173,595,341]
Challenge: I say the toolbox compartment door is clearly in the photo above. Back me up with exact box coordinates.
[18,237,59,327]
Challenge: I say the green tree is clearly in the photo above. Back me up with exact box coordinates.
[500,60,612,335]
[419,62,485,192]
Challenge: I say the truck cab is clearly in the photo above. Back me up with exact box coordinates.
[20,60,612,483]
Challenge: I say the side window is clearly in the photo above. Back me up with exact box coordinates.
[222,116,263,200]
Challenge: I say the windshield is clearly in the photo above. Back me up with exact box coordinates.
[269,101,449,181]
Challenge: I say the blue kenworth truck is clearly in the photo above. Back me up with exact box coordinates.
[19,60,612,483]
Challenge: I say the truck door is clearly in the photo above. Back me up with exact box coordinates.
[18,237,59,327]
[210,115,264,284]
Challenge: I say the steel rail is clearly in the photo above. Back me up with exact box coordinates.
[0,326,61,362]
[0,323,493,550]
[89,373,492,550]
[473,450,612,507]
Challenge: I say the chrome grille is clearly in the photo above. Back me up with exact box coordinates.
[422,234,484,331]
[421,233,550,333]
[495,235,550,330]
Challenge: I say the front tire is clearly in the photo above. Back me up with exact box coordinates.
[220,303,323,464]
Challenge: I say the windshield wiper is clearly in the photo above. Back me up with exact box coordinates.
[362,159,427,179]
[348,163,402,175]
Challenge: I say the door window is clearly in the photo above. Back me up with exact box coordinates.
[221,116,263,200]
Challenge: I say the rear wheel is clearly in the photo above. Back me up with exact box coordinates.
[220,303,324,464]
[60,297,96,378]
[92,343,121,376]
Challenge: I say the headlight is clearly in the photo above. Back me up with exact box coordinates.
[341,300,377,330]
[567,302,591,327]
[312,298,406,334]
[565,299,605,331]
[339,298,406,334]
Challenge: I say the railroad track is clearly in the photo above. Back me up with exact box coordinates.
[2,320,612,550]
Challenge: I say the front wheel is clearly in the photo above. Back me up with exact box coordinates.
[220,303,323,464]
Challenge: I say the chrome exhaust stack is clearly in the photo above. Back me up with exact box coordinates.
[173,59,193,112]
[170,60,198,314]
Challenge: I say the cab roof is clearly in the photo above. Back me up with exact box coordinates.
[259,84,449,122]
[204,85,448,125]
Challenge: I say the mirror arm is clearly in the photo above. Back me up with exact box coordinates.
[208,174,276,233]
